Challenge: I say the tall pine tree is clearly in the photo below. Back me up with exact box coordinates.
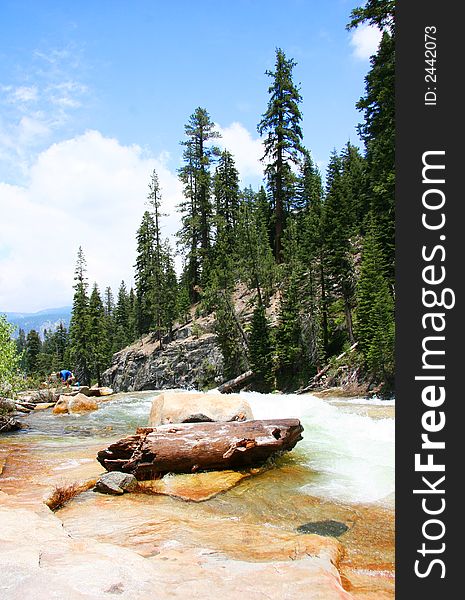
[69,247,91,385]
[258,48,305,262]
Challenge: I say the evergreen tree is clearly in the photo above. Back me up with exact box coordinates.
[237,192,276,304]
[213,149,240,254]
[134,210,156,335]
[322,149,356,346]
[103,287,115,362]
[161,240,179,338]
[258,48,305,262]
[348,1,395,279]
[295,150,323,213]
[88,284,107,385]
[146,169,166,340]
[24,329,42,375]
[248,303,274,392]
[113,281,130,351]
[69,247,91,385]
[355,216,394,383]
[178,107,220,299]
[275,269,306,388]
[214,289,247,381]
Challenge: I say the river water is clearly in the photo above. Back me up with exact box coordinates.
[0,391,395,598]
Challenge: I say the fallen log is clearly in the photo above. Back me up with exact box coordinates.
[296,342,359,395]
[97,419,304,480]
[217,370,254,394]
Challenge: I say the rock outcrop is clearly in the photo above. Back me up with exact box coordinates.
[102,323,223,392]
[101,283,278,393]
[149,391,254,426]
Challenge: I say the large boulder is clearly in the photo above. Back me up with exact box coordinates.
[148,391,254,426]
[53,393,98,415]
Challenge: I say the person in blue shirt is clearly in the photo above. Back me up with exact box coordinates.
[56,369,75,388]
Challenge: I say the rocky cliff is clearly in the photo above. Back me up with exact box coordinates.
[102,285,279,393]
[102,319,223,392]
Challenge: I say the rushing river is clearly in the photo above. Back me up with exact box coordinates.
[0,390,395,598]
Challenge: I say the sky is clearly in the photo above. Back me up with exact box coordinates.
[0,0,381,313]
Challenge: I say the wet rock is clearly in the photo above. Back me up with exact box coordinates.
[53,393,98,415]
[94,472,138,495]
[34,402,56,411]
[137,470,252,502]
[148,391,254,426]
[297,519,349,537]
[0,415,23,433]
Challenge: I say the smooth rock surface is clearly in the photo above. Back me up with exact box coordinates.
[148,391,254,426]
[0,492,353,600]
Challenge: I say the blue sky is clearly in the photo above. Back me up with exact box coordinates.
[0,0,381,312]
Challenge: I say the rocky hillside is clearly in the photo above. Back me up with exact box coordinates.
[102,285,276,393]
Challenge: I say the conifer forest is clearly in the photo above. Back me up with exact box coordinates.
[13,1,395,394]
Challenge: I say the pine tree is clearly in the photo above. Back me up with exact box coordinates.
[322,149,356,346]
[178,107,221,299]
[248,303,274,392]
[214,289,247,381]
[213,149,240,254]
[161,240,178,338]
[146,169,166,340]
[113,281,130,351]
[88,284,107,385]
[295,150,323,213]
[24,329,42,375]
[355,216,394,383]
[348,1,395,280]
[103,287,115,363]
[134,210,156,335]
[275,269,305,388]
[69,247,91,385]
[237,192,276,304]
[258,48,305,262]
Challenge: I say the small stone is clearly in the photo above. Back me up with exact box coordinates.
[94,472,138,495]
[296,519,349,537]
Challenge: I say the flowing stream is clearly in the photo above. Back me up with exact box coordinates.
[0,390,395,597]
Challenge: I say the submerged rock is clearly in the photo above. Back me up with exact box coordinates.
[137,470,252,502]
[297,519,349,537]
[149,391,254,426]
[94,472,138,495]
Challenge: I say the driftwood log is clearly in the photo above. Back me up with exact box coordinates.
[217,370,254,394]
[97,419,304,480]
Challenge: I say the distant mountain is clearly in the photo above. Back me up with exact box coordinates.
[2,307,72,339]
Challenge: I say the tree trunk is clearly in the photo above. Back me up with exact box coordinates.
[217,370,254,393]
[97,419,303,480]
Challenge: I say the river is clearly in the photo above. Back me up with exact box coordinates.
[0,390,394,598]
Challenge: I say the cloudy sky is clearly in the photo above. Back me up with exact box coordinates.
[0,0,381,313]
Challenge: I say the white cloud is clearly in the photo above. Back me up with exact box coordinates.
[0,130,183,312]
[215,122,264,181]
[349,23,382,60]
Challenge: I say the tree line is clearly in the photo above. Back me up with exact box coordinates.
[8,0,395,392]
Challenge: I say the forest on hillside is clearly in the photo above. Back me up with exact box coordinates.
[4,1,395,395]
